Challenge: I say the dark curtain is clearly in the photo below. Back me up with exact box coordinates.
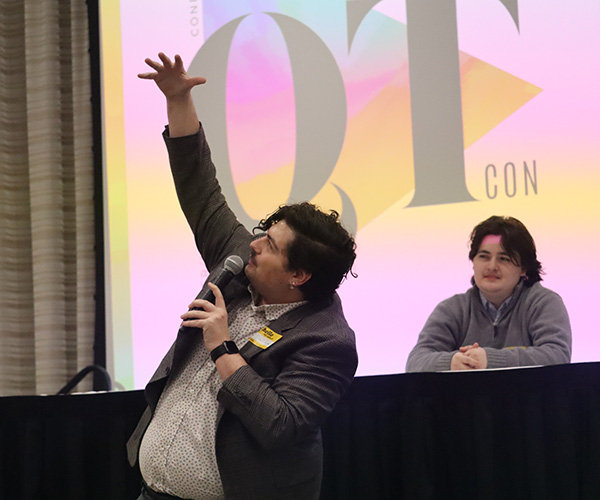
[2,363,599,500]
[321,362,600,500]
[0,391,145,500]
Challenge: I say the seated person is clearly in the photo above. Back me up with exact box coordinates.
[406,215,571,372]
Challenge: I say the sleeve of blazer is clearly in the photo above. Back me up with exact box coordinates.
[163,125,251,272]
[217,299,358,451]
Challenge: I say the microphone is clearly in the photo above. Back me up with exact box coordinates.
[195,255,245,306]
[180,255,244,327]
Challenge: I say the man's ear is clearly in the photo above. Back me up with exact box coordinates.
[292,269,312,287]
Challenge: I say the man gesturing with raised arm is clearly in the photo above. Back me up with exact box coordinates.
[127,53,358,500]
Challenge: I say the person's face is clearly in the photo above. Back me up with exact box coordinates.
[472,234,526,308]
[245,220,298,304]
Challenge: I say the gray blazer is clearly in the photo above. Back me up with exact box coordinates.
[127,127,358,500]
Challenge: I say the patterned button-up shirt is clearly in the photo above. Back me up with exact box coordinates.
[139,288,304,500]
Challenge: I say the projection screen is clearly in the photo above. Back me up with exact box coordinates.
[100,0,600,390]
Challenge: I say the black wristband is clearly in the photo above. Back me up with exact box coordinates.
[210,340,239,362]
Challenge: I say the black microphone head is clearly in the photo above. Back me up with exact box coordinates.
[223,255,244,276]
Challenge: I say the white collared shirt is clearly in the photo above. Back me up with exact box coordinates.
[139,288,304,500]
[479,281,523,325]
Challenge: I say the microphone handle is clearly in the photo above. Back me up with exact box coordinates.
[181,266,238,327]
[195,268,235,307]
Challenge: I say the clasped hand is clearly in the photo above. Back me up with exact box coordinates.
[451,342,488,370]
[180,282,229,353]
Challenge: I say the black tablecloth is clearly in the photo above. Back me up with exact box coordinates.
[2,362,599,500]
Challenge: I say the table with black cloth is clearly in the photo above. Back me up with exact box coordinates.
[1,362,599,500]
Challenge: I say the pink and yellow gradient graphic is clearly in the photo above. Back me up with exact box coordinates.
[104,1,600,388]
[234,47,541,228]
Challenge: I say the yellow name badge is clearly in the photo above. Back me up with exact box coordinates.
[249,327,282,350]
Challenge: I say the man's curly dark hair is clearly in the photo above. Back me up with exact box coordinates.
[255,202,357,302]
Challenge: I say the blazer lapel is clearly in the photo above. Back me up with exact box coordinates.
[239,298,330,362]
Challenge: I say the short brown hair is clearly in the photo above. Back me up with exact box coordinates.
[469,216,543,285]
